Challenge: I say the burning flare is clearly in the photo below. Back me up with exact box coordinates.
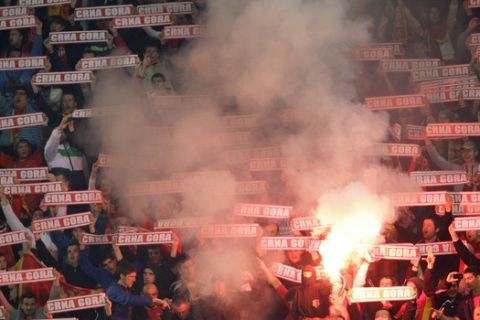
[315,182,390,279]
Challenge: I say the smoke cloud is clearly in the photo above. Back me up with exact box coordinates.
[89,0,419,306]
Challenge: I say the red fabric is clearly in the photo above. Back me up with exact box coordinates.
[10,149,44,169]
[146,306,164,320]
[0,152,12,168]
[9,150,45,218]
[59,277,101,297]
[14,252,52,306]
[474,295,480,308]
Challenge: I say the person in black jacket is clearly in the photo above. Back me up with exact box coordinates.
[289,265,332,320]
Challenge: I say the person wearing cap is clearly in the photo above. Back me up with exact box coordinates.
[425,138,480,191]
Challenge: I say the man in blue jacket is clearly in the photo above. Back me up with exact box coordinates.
[106,260,169,320]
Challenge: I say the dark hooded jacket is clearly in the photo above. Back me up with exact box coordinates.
[290,265,332,319]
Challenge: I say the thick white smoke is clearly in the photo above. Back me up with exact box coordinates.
[92,0,418,305]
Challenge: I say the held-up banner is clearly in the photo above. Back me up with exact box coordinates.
[72,108,97,118]
[74,5,134,21]
[44,191,103,206]
[234,203,292,219]
[426,123,480,138]
[462,87,480,100]
[289,216,322,231]
[468,0,480,8]
[0,170,27,178]
[0,6,28,18]
[367,244,419,261]
[114,231,173,245]
[352,47,394,60]
[221,115,258,129]
[3,181,62,195]
[245,146,283,158]
[163,25,202,39]
[0,268,55,286]
[437,203,480,216]
[375,143,421,157]
[411,64,471,82]
[470,33,480,46]
[0,230,27,247]
[0,167,49,182]
[370,43,405,56]
[249,158,287,172]
[79,233,113,245]
[31,212,93,233]
[410,171,468,187]
[390,191,448,207]
[210,131,255,147]
[453,216,480,231]
[221,146,283,165]
[271,263,324,283]
[235,181,267,195]
[137,2,193,14]
[50,31,108,44]
[155,217,211,229]
[449,192,480,204]
[46,293,105,314]
[172,170,231,180]
[349,286,416,303]
[271,263,302,283]
[78,55,140,70]
[200,224,258,238]
[405,125,425,140]
[0,56,45,71]
[32,71,93,85]
[418,75,478,90]
[259,237,319,250]
[0,15,35,30]
[422,84,465,103]
[113,14,172,29]
[365,94,426,111]
[379,59,441,72]
[117,226,138,233]
[0,113,47,131]
[416,241,457,256]
[18,0,70,7]
[0,176,14,185]
[128,180,184,195]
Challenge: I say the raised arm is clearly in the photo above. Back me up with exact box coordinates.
[44,115,72,164]
[79,246,114,289]
[0,287,13,314]
[449,223,480,266]
[424,138,462,171]
[35,234,60,270]
[106,283,153,307]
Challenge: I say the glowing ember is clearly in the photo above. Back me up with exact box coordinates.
[315,182,389,279]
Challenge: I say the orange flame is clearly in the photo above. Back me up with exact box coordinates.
[315,182,389,279]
